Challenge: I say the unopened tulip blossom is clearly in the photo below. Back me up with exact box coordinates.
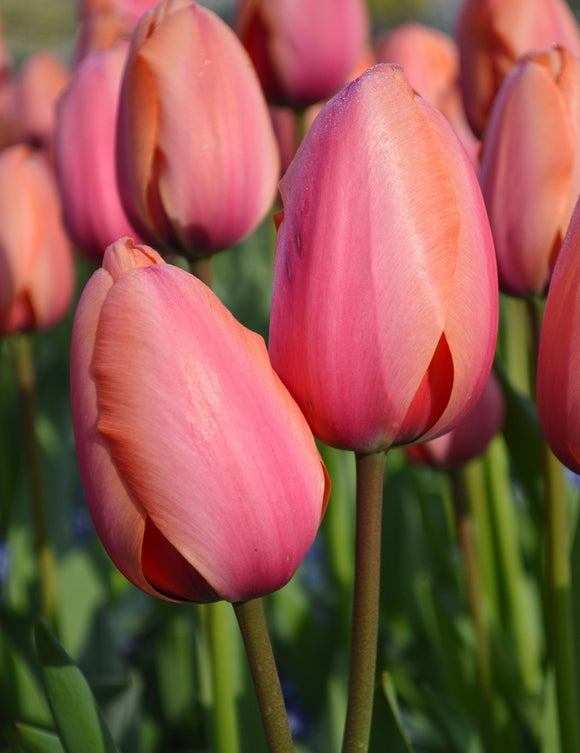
[457,0,580,136]
[269,64,498,454]
[406,371,505,467]
[117,0,279,258]
[479,46,580,297]
[537,199,580,474]
[0,144,74,334]
[376,22,479,167]
[55,41,141,261]
[70,237,329,603]
[236,0,370,108]
[9,50,69,151]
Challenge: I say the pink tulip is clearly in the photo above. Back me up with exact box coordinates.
[116,0,280,258]
[456,0,580,136]
[9,50,69,151]
[479,46,580,297]
[236,0,370,108]
[406,372,505,467]
[55,41,141,261]
[70,237,329,603]
[73,0,160,60]
[0,145,74,334]
[537,199,580,473]
[268,64,498,453]
[376,22,479,167]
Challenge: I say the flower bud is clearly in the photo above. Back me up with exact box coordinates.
[0,145,74,334]
[71,237,329,602]
[537,198,580,473]
[269,65,498,453]
[456,0,580,136]
[55,41,141,261]
[479,46,580,296]
[116,0,279,258]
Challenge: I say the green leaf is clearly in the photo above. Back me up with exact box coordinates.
[371,673,416,753]
[34,621,122,753]
[13,723,64,753]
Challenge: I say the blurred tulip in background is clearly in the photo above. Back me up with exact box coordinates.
[70,237,329,603]
[376,21,479,166]
[269,64,498,453]
[55,41,141,261]
[5,50,69,152]
[236,0,370,108]
[0,144,74,334]
[116,0,279,258]
[479,46,580,296]
[456,0,580,136]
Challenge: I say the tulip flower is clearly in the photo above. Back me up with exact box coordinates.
[9,50,69,151]
[55,41,141,261]
[456,0,580,136]
[537,199,580,474]
[73,0,160,60]
[479,46,580,297]
[0,145,74,334]
[116,0,280,258]
[375,22,479,167]
[70,237,329,603]
[268,64,498,454]
[406,371,505,467]
[236,0,370,108]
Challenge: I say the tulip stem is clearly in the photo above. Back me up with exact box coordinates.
[342,450,386,753]
[12,335,58,635]
[543,442,580,753]
[189,257,212,287]
[451,469,493,736]
[233,598,294,753]
[206,601,241,753]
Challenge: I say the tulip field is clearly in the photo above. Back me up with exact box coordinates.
[5,1,580,753]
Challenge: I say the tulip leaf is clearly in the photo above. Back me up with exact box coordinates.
[374,673,416,753]
[34,621,122,753]
[12,723,65,753]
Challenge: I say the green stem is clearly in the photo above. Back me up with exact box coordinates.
[543,443,580,753]
[206,601,240,753]
[13,335,58,634]
[342,451,386,753]
[452,470,491,696]
[233,598,294,753]
[189,257,212,287]
[484,437,542,696]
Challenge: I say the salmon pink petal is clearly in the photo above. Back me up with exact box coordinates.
[92,260,327,601]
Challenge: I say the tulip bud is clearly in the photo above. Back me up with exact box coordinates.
[456,0,580,136]
[236,0,370,108]
[116,0,280,258]
[268,64,498,454]
[70,237,329,603]
[0,145,74,334]
[479,46,580,297]
[406,372,505,467]
[55,42,141,261]
[537,199,580,473]
[376,22,479,167]
[9,51,69,151]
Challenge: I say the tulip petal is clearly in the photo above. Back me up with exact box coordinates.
[271,65,463,450]
[480,50,577,294]
[538,205,580,472]
[71,264,162,599]
[93,262,326,601]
